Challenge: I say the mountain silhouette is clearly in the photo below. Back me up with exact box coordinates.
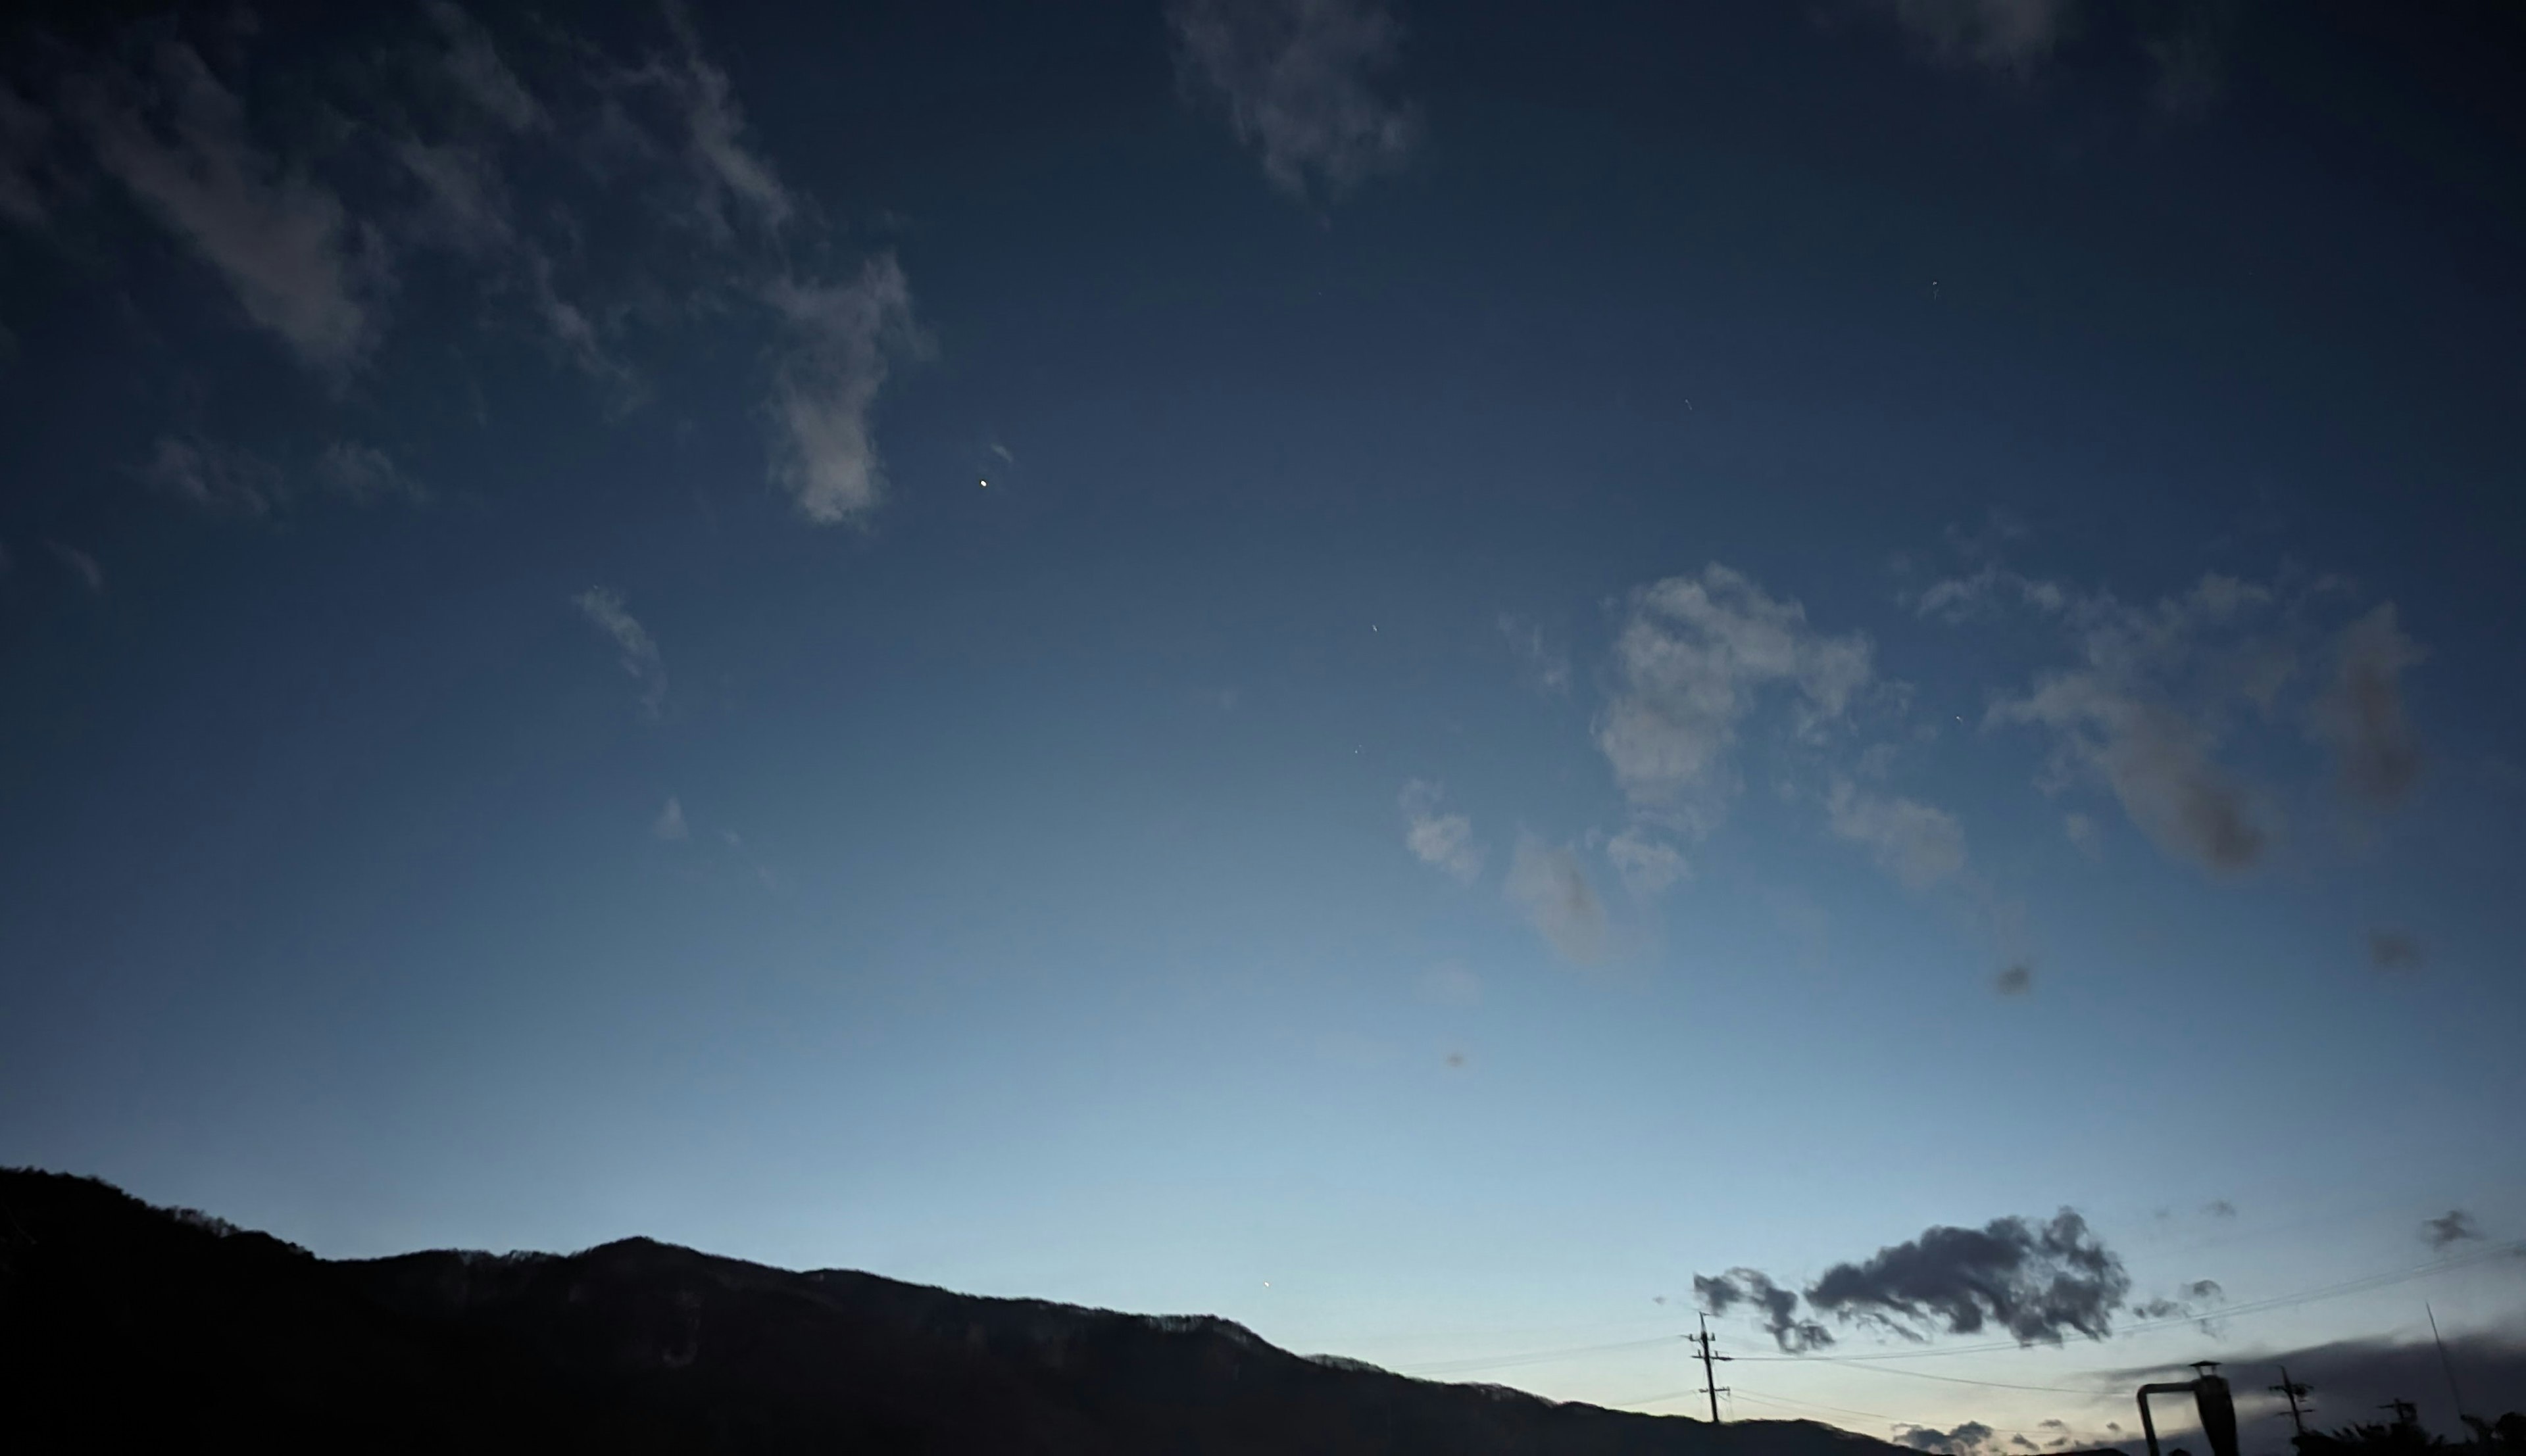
[2,1167,1927,1454]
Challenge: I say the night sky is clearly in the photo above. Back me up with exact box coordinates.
[3,1,2522,1448]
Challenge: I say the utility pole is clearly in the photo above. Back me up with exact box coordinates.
[2270,1367,2312,1440]
[1689,1312,1732,1424]
[2428,1304,2471,1428]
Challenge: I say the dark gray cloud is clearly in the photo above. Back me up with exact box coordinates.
[2423,1210,2481,1251]
[2367,928,2423,973]
[1695,1267,1833,1353]
[1996,964,2033,996]
[1804,1209,2133,1346]
[2314,604,2425,812]
[1898,1420,2000,1455]
[1701,1209,2162,1353]
[2202,1200,2237,1219]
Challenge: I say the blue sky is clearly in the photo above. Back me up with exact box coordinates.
[3,1,2523,1448]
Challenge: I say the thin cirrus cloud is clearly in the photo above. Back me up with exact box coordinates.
[66,40,382,374]
[1504,833,1608,965]
[1168,0,1419,201]
[572,587,668,719]
[14,7,922,528]
[1398,779,1484,884]
[1868,0,2077,75]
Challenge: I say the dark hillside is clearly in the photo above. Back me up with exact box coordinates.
[1,1167,1911,1455]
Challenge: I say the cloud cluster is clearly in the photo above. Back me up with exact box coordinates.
[1598,565,1873,840]
[9,7,923,525]
[1870,0,2076,74]
[1825,777,1966,890]
[1702,1209,2160,1351]
[1973,572,2428,876]
[2423,1209,2481,1251]
[1897,1421,2000,1455]
[1169,0,1418,200]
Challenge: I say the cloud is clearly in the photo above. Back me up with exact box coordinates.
[1825,778,1966,889]
[1871,0,2077,74]
[1695,1268,1834,1353]
[47,541,104,593]
[1400,780,1485,883]
[316,442,428,505]
[1987,575,2281,874]
[1168,0,1418,200]
[71,41,379,370]
[1897,1422,1999,1455]
[572,587,667,717]
[0,81,51,227]
[145,436,284,515]
[2367,928,2423,973]
[2423,1210,2481,1250]
[1605,826,1689,896]
[2312,604,2425,812]
[657,2,791,235]
[1598,565,1874,838]
[1995,963,2032,996]
[1504,834,1608,964]
[1416,963,1482,1006]
[764,255,924,525]
[1913,565,2068,623]
[2203,1200,2237,1219]
[653,795,687,840]
[424,2,544,132]
[2062,812,2100,858]
[1802,1209,2135,1347]
[1499,614,1572,695]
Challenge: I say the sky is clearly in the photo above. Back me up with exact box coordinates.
[3,0,2524,1449]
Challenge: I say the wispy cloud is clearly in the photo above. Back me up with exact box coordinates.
[2367,928,2423,973]
[2313,604,2426,812]
[0,81,53,227]
[1868,0,2077,75]
[572,587,667,718]
[424,0,545,133]
[763,256,924,526]
[145,435,284,515]
[316,442,428,505]
[1168,0,1418,201]
[1825,777,1966,890]
[1399,779,1484,883]
[1498,613,1572,695]
[1604,826,1689,896]
[1504,833,1608,964]
[70,41,380,372]
[47,541,105,594]
[653,795,688,841]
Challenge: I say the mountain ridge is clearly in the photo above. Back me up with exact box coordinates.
[1,1166,1922,1454]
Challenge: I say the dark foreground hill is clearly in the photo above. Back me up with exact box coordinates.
[1,1167,1912,1455]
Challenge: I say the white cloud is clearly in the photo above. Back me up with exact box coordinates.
[1400,779,1484,883]
[1597,564,1874,838]
[572,587,668,718]
[2312,603,2425,812]
[764,255,923,525]
[1605,826,1689,896]
[145,435,284,515]
[317,441,428,505]
[1912,564,2068,622]
[656,3,791,236]
[1168,0,1418,201]
[1504,834,1608,965]
[2063,810,2101,858]
[1873,0,2077,74]
[72,42,380,371]
[1825,778,1966,890]
[653,795,688,840]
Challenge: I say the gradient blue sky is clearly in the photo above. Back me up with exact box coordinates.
[3,1,2523,1447]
